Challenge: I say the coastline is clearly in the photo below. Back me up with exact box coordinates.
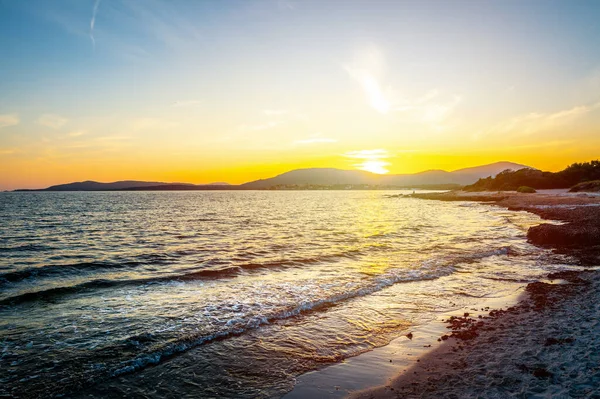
[347,190,600,398]
[283,290,528,399]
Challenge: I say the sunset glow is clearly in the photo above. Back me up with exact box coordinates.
[1,1,600,189]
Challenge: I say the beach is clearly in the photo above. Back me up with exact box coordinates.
[351,190,600,399]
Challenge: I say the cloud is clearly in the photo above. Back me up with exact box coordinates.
[344,47,460,127]
[344,46,392,114]
[395,91,462,131]
[0,148,19,155]
[419,96,462,131]
[481,102,600,138]
[277,0,296,10]
[37,114,68,129]
[415,89,440,104]
[343,149,389,159]
[0,114,19,129]
[68,131,85,137]
[90,0,101,49]
[345,67,391,114]
[293,134,337,145]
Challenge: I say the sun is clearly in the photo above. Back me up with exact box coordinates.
[358,160,390,174]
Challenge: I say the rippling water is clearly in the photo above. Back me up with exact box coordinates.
[0,191,573,398]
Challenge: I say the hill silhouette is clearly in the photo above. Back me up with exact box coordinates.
[240,162,529,189]
[464,160,600,191]
[15,161,530,191]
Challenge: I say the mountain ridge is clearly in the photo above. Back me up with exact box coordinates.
[240,161,530,189]
[13,161,531,191]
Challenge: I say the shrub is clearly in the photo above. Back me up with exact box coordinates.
[517,186,536,193]
[569,180,600,192]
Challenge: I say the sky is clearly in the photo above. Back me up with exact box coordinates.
[1,0,600,190]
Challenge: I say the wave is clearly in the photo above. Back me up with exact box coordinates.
[0,261,132,285]
[0,265,244,306]
[102,246,520,378]
[0,248,369,304]
[0,243,57,252]
[0,245,519,307]
[109,261,459,378]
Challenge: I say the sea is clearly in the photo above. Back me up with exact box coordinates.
[0,191,576,398]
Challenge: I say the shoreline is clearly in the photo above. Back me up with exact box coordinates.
[283,190,600,398]
[284,288,528,399]
[348,190,600,398]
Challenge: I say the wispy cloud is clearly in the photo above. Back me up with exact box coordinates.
[344,47,392,114]
[124,1,204,51]
[344,47,461,128]
[277,0,296,10]
[480,102,600,138]
[395,90,461,131]
[293,134,337,145]
[90,0,101,49]
[0,114,19,129]
[37,114,68,129]
[343,149,389,159]
[68,131,85,137]
[0,148,19,155]
[419,96,462,131]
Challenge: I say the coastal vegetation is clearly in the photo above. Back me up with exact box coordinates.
[569,180,600,192]
[464,160,600,192]
[517,186,536,193]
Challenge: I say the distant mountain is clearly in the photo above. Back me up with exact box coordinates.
[14,161,530,191]
[452,161,531,176]
[16,180,231,191]
[241,162,531,189]
[465,160,600,191]
[39,180,170,191]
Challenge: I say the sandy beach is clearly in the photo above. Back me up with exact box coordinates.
[351,190,600,398]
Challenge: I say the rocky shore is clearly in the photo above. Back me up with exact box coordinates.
[353,190,600,399]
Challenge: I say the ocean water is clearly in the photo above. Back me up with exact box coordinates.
[0,191,573,398]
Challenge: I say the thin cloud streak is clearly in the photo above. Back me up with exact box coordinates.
[90,0,101,49]
[37,114,68,129]
[343,149,389,159]
[0,114,19,129]
[480,102,600,138]
[293,137,337,145]
[344,46,392,114]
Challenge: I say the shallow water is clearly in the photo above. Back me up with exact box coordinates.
[0,191,574,397]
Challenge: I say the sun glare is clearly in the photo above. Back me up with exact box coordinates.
[358,160,390,174]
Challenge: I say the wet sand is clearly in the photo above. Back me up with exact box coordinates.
[351,190,600,399]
